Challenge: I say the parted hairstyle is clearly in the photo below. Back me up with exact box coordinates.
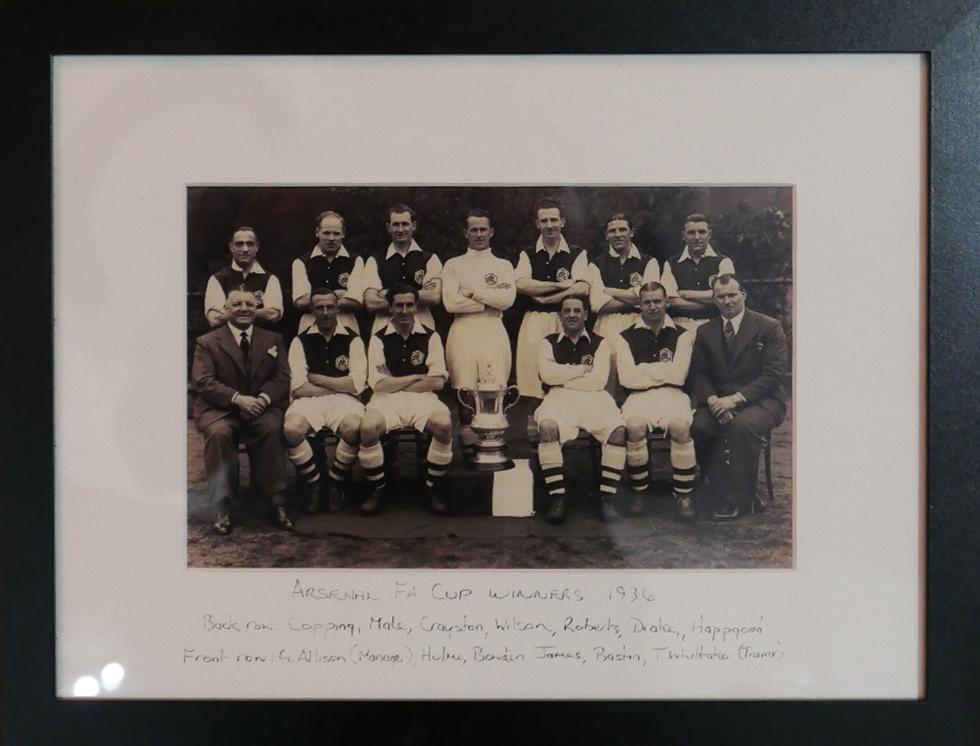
[309,287,339,302]
[638,281,667,297]
[710,273,744,292]
[385,282,420,305]
[683,212,709,226]
[466,207,493,226]
[559,294,590,313]
[606,212,633,230]
[386,203,418,223]
[534,196,564,219]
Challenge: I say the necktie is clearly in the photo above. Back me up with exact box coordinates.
[240,331,251,374]
[723,319,736,354]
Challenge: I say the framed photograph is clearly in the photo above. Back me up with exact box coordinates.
[5,1,979,743]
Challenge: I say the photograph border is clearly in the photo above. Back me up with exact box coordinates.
[4,1,979,742]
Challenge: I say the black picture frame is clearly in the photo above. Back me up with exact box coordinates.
[3,1,978,743]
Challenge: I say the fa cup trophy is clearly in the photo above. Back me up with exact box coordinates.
[457,362,520,471]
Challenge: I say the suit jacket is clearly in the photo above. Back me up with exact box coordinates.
[690,309,788,423]
[192,325,290,431]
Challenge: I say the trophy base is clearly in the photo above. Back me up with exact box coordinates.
[469,436,515,472]
[469,455,515,472]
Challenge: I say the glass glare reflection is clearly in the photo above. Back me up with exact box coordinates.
[101,662,125,691]
[72,675,100,697]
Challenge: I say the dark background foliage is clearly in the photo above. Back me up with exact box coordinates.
[187,185,793,372]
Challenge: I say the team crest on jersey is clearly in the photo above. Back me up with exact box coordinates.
[658,348,674,362]
[414,269,425,285]
[581,354,594,365]
[338,272,350,288]
[708,274,719,287]
[410,350,426,366]
[251,289,264,306]
[485,272,498,286]
[335,355,349,372]
[555,267,571,282]
[629,272,643,288]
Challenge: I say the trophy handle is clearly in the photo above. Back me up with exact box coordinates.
[503,385,521,413]
[457,388,475,415]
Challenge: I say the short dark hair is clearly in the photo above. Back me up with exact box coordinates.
[309,287,339,302]
[466,207,493,226]
[314,210,346,232]
[385,283,419,305]
[386,204,417,224]
[710,273,744,293]
[638,281,667,298]
[534,197,564,219]
[231,226,258,240]
[683,213,709,227]
[559,294,589,313]
[606,212,633,230]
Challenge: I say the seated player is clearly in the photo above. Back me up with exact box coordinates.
[535,295,627,524]
[282,289,366,514]
[358,284,454,516]
[614,282,698,521]
[204,226,283,328]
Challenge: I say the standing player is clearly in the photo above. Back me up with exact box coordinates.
[358,285,454,516]
[515,197,590,402]
[535,295,628,524]
[441,208,517,462]
[615,282,698,521]
[660,213,735,331]
[204,226,283,329]
[589,213,660,338]
[281,289,366,514]
[291,211,364,334]
[362,204,442,334]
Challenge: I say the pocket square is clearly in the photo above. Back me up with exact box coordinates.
[267,346,278,358]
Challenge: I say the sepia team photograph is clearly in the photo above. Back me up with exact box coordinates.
[186,185,794,570]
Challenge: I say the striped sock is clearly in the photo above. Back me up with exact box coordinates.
[286,439,320,485]
[626,439,649,492]
[600,442,626,496]
[537,440,565,498]
[358,442,386,490]
[425,438,454,488]
[328,439,357,486]
[671,439,697,496]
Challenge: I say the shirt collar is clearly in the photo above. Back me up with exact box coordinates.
[385,240,423,260]
[556,329,591,344]
[535,235,570,253]
[465,247,494,256]
[383,319,426,336]
[677,244,718,263]
[724,309,747,334]
[632,314,677,331]
[227,323,254,339]
[311,244,349,259]
[230,259,267,274]
[303,323,348,338]
[607,243,642,260]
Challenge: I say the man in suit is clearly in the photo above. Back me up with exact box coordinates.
[690,274,788,521]
[192,287,292,535]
